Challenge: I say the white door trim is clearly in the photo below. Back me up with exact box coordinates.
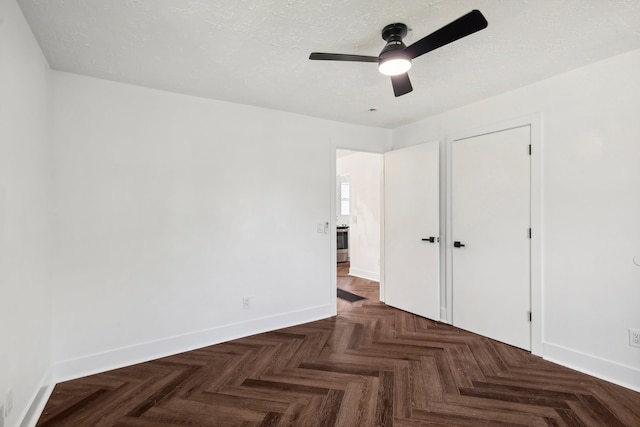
[445,113,543,356]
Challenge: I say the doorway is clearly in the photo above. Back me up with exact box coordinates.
[335,150,383,309]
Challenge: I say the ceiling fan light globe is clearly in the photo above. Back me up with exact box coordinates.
[378,58,411,76]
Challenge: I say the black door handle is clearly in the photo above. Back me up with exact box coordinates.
[422,237,437,243]
[453,241,466,248]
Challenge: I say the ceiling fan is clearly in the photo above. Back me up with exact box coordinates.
[309,10,488,97]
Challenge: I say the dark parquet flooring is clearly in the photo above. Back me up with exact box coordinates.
[37,263,640,426]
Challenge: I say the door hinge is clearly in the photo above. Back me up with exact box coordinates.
[528,144,532,155]
[528,311,532,322]
[528,228,531,239]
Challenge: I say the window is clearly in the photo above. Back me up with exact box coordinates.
[337,175,351,216]
[340,181,350,215]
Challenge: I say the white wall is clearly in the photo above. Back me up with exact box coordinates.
[0,1,52,425]
[336,151,382,281]
[392,49,640,391]
[50,71,390,380]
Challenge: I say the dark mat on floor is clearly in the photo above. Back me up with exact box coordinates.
[337,288,366,302]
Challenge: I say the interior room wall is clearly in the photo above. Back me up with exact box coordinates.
[392,49,640,392]
[336,151,382,281]
[50,71,391,381]
[0,1,53,425]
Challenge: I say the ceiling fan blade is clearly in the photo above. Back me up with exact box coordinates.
[404,10,488,60]
[391,73,413,97]
[309,52,378,63]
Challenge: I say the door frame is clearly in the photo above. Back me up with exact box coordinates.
[445,113,543,356]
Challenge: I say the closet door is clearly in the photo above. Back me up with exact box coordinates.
[384,141,440,320]
[452,126,531,350]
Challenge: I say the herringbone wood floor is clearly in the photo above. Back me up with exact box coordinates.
[37,264,640,426]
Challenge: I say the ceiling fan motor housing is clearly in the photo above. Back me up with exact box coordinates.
[379,23,411,71]
[379,23,410,62]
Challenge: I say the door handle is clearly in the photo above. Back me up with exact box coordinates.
[422,237,438,243]
[453,241,466,248]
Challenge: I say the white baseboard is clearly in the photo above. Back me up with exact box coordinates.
[348,267,380,282]
[53,304,334,383]
[19,369,54,427]
[543,342,640,393]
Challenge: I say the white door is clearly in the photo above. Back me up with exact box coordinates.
[452,126,531,350]
[384,142,440,320]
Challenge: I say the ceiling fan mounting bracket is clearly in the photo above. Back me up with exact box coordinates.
[381,23,408,43]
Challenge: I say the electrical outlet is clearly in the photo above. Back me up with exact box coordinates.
[630,329,640,348]
[243,296,251,309]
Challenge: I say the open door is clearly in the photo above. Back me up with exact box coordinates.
[384,141,440,320]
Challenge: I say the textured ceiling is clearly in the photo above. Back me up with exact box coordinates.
[17,0,640,128]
